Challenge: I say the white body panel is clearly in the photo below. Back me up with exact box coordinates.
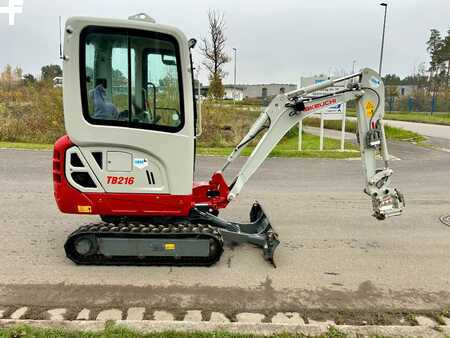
[63,17,195,195]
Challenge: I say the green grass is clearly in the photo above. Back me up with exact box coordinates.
[385,112,450,126]
[302,118,426,143]
[0,116,425,159]
[0,134,360,159]
[0,141,53,150]
[199,132,360,159]
[346,111,450,126]
[0,324,403,338]
[384,125,426,143]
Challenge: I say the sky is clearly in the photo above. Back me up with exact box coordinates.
[0,0,449,85]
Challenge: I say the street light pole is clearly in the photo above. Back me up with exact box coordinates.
[233,47,237,101]
[196,65,203,136]
[379,3,388,75]
[351,60,357,83]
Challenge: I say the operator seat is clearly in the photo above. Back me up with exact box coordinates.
[90,79,119,120]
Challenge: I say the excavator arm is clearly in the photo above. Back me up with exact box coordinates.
[221,68,405,220]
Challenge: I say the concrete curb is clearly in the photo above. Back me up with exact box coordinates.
[0,319,449,337]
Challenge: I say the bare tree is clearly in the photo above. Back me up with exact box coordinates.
[200,9,230,99]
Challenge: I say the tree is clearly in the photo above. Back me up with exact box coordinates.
[200,9,230,99]
[41,64,62,82]
[23,73,36,86]
[14,66,23,81]
[0,64,13,87]
[427,29,444,73]
[426,30,446,92]
[443,30,450,80]
[382,74,401,85]
[426,29,448,113]
[208,74,225,100]
[0,65,22,90]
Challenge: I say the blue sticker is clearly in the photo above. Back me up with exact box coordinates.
[133,158,148,169]
[370,76,381,88]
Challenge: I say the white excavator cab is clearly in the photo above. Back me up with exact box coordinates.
[62,15,196,196]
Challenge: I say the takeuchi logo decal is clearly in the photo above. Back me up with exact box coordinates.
[304,98,337,112]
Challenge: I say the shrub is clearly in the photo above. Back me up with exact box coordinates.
[0,82,64,143]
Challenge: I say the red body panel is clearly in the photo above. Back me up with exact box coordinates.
[53,135,229,217]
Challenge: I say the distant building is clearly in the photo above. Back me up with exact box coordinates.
[224,85,244,101]
[301,76,419,98]
[241,84,297,99]
[53,77,63,88]
[200,83,297,100]
[386,84,417,97]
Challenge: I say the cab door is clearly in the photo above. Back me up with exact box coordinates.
[62,17,195,195]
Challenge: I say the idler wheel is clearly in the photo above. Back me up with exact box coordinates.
[74,236,97,256]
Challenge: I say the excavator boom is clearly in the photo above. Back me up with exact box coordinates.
[223,68,404,220]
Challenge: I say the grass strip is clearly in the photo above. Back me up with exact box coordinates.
[346,111,450,126]
[0,323,398,338]
[1,134,361,159]
[0,142,53,150]
[302,118,425,143]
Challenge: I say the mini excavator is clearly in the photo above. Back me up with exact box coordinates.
[53,14,405,267]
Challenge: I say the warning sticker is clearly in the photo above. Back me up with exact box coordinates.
[78,205,92,213]
[365,100,375,118]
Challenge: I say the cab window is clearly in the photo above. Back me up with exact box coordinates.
[81,27,184,132]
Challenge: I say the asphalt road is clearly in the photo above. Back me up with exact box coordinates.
[0,142,449,315]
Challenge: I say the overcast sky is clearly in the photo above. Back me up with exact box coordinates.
[0,0,449,85]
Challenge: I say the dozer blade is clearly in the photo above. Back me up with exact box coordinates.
[190,202,280,267]
[248,202,280,267]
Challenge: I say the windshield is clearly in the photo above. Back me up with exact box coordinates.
[81,27,184,132]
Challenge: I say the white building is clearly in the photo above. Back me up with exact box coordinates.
[241,84,297,99]
[386,84,417,97]
[201,83,297,100]
[53,77,63,88]
[223,85,244,101]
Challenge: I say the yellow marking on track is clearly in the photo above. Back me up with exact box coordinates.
[165,243,176,250]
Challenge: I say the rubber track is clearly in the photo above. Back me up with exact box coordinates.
[65,222,224,266]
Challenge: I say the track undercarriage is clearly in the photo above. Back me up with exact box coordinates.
[64,202,280,267]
